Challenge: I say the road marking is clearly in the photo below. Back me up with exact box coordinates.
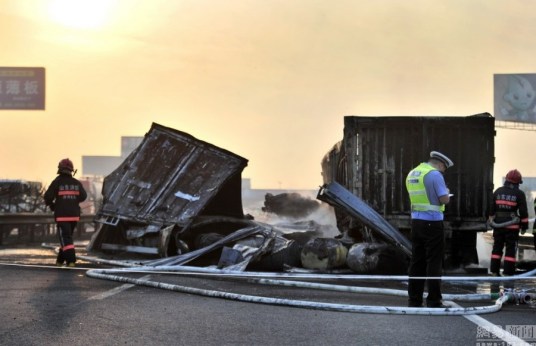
[88,275,151,300]
[448,301,530,346]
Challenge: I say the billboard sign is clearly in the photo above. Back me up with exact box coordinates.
[0,67,45,110]
[494,73,536,124]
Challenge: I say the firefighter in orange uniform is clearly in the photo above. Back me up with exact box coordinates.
[488,169,529,276]
[44,159,87,267]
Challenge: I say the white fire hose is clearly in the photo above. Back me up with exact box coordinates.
[80,255,536,316]
[40,243,536,316]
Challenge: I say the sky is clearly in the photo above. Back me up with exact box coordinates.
[1,0,535,190]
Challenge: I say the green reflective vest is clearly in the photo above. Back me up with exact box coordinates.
[406,163,445,212]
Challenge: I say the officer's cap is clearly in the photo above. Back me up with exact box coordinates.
[430,151,454,169]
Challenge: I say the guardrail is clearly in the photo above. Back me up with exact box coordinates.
[0,213,97,244]
[0,213,96,225]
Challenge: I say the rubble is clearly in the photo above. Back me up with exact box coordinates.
[87,122,415,274]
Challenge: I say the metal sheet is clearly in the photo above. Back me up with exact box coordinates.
[317,181,412,257]
[98,123,248,226]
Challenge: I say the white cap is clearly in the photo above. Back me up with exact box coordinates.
[430,151,454,169]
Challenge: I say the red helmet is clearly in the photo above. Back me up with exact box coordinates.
[57,158,74,173]
[505,169,522,184]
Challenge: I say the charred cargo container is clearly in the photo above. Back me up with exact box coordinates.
[89,123,249,257]
[321,113,495,269]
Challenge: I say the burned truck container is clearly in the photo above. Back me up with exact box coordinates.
[321,113,495,269]
[89,123,249,257]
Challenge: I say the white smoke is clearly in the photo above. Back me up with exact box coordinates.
[243,193,339,238]
[476,232,493,269]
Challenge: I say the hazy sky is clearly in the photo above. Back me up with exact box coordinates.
[1,0,535,189]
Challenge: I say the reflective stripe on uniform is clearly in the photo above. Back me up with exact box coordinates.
[63,244,75,251]
[411,203,443,212]
[504,256,516,263]
[56,216,80,222]
[496,200,517,207]
[58,190,80,196]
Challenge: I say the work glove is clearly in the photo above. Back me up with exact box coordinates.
[49,203,55,212]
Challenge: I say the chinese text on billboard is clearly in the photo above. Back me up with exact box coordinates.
[0,67,45,110]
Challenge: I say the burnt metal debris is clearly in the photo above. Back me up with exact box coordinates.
[87,115,497,274]
[88,123,316,272]
[89,122,249,257]
[317,181,412,257]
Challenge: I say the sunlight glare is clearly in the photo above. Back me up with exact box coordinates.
[47,0,117,30]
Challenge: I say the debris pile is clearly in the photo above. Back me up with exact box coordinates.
[88,122,411,274]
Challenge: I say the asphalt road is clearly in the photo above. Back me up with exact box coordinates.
[0,244,535,346]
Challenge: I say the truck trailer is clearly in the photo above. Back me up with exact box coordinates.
[320,113,495,270]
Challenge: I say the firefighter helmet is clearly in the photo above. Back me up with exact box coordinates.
[505,169,523,184]
[57,158,74,173]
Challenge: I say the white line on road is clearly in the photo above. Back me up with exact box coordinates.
[448,301,530,346]
[88,275,152,300]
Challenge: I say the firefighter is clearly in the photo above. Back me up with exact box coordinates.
[488,169,529,276]
[44,158,87,267]
[405,150,453,308]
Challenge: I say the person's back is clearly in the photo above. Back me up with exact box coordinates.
[45,172,87,220]
[44,158,87,267]
[405,151,453,308]
[488,169,528,276]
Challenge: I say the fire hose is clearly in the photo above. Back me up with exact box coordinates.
[489,216,520,229]
[81,256,536,316]
[40,243,536,316]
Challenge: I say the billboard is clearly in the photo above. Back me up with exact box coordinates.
[0,67,45,110]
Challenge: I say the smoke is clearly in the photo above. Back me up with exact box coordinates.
[476,232,493,269]
[243,192,339,238]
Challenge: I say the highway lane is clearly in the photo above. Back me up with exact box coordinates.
[0,245,535,346]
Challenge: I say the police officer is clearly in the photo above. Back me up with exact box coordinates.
[406,151,453,308]
[44,159,87,267]
[488,169,529,276]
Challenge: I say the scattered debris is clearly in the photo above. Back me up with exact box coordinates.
[300,238,348,270]
[347,242,408,275]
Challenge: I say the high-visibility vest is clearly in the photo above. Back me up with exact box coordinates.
[406,163,445,212]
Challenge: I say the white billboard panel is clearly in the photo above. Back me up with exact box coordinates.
[494,74,536,124]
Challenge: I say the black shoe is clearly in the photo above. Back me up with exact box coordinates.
[408,301,423,307]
